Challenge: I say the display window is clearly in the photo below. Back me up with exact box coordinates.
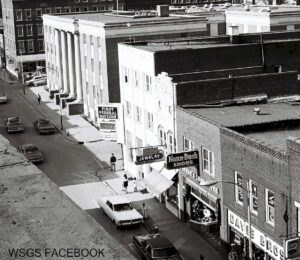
[191,196,216,224]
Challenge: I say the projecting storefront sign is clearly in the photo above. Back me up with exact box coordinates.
[166,150,199,170]
[135,150,164,165]
[228,209,284,260]
[98,106,118,119]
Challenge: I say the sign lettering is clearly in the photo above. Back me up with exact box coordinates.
[166,151,199,170]
[98,106,118,120]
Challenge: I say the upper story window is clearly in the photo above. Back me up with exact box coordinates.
[27,40,34,52]
[16,25,24,37]
[146,111,153,131]
[37,24,43,35]
[26,25,33,36]
[125,101,131,118]
[167,131,176,153]
[295,201,300,236]
[249,180,258,215]
[18,41,25,53]
[266,189,275,226]
[45,8,52,14]
[35,9,42,19]
[15,10,22,21]
[38,39,44,52]
[158,127,166,146]
[54,8,62,14]
[82,7,88,12]
[134,70,140,88]
[145,74,152,92]
[235,171,243,206]
[183,137,194,151]
[64,7,71,13]
[135,106,141,124]
[202,147,214,176]
[123,67,129,83]
[25,9,32,20]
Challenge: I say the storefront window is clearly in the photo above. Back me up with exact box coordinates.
[191,197,216,224]
[166,184,178,207]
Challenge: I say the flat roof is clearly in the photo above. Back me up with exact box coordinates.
[0,135,134,259]
[59,12,206,24]
[225,4,300,14]
[184,102,300,151]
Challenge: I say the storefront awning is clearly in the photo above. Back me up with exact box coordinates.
[144,170,174,197]
[160,168,178,181]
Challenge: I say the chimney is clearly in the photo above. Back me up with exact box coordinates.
[157,5,169,17]
[228,25,239,44]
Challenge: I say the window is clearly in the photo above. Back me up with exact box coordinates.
[134,70,140,87]
[26,25,33,36]
[183,137,194,151]
[135,106,141,123]
[266,189,275,226]
[249,180,258,215]
[16,26,23,37]
[83,7,88,12]
[27,40,34,52]
[16,10,22,21]
[158,127,166,146]
[167,131,175,153]
[145,74,152,92]
[235,172,243,206]
[25,9,32,20]
[146,112,153,130]
[75,7,81,12]
[64,7,71,13]
[295,201,300,236]
[35,9,42,19]
[123,67,129,83]
[38,39,44,52]
[274,65,282,73]
[45,8,52,14]
[37,24,43,35]
[202,147,214,176]
[125,101,131,117]
[54,8,61,13]
[18,41,25,53]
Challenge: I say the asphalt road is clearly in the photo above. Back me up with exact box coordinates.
[0,75,102,186]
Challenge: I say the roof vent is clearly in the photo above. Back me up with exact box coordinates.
[156,5,169,17]
[253,107,261,115]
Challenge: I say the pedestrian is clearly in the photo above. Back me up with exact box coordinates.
[37,94,41,104]
[200,254,204,260]
[110,153,116,172]
[142,203,148,219]
[123,174,128,193]
[133,177,138,192]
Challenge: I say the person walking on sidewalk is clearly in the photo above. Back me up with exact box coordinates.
[123,174,128,193]
[133,177,138,192]
[37,94,41,104]
[110,153,116,172]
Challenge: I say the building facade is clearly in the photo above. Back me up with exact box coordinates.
[1,0,119,78]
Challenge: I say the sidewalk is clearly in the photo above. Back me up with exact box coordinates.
[17,82,224,260]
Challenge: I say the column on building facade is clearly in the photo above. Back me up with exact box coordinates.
[54,29,62,91]
[60,30,69,94]
[74,33,83,102]
[67,32,76,98]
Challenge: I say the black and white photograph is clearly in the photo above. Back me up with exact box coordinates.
[0,0,300,259]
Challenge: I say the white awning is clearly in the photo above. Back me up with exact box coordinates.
[160,168,178,181]
[144,170,174,197]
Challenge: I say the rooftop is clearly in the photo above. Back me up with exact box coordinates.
[184,99,300,151]
[0,135,134,259]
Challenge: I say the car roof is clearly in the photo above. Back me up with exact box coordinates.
[21,144,37,149]
[8,117,20,121]
[104,195,131,205]
[37,118,49,122]
[147,237,175,249]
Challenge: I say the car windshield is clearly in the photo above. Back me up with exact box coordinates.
[9,118,20,123]
[24,147,38,153]
[113,203,132,211]
[39,120,50,125]
[152,247,178,258]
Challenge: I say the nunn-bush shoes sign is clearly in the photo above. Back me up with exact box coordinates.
[166,150,199,170]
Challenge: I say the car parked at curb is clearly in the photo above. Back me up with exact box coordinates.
[33,119,56,134]
[5,117,24,133]
[25,75,47,86]
[97,195,143,228]
[133,233,184,260]
[0,93,8,104]
[18,144,44,163]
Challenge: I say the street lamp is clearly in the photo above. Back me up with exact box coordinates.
[19,49,25,95]
[200,180,253,260]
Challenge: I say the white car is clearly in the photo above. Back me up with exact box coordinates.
[25,75,47,86]
[0,93,7,104]
[97,195,143,228]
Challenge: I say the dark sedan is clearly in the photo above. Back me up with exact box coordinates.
[18,144,44,163]
[5,117,24,133]
[33,119,56,134]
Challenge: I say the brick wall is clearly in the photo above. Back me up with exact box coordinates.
[175,71,298,105]
[220,127,289,245]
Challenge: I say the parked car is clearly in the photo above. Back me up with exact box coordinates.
[97,195,143,228]
[32,77,47,87]
[18,144,44,163]
[5,117,24,133]
[33,119,56,134]
[25,75,47,86]
[133,233,184,260]
[0,93,7,104]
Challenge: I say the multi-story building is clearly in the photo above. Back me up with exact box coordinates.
[43,9,212,132]
[1,0,120,78]
[118,31,300,252]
